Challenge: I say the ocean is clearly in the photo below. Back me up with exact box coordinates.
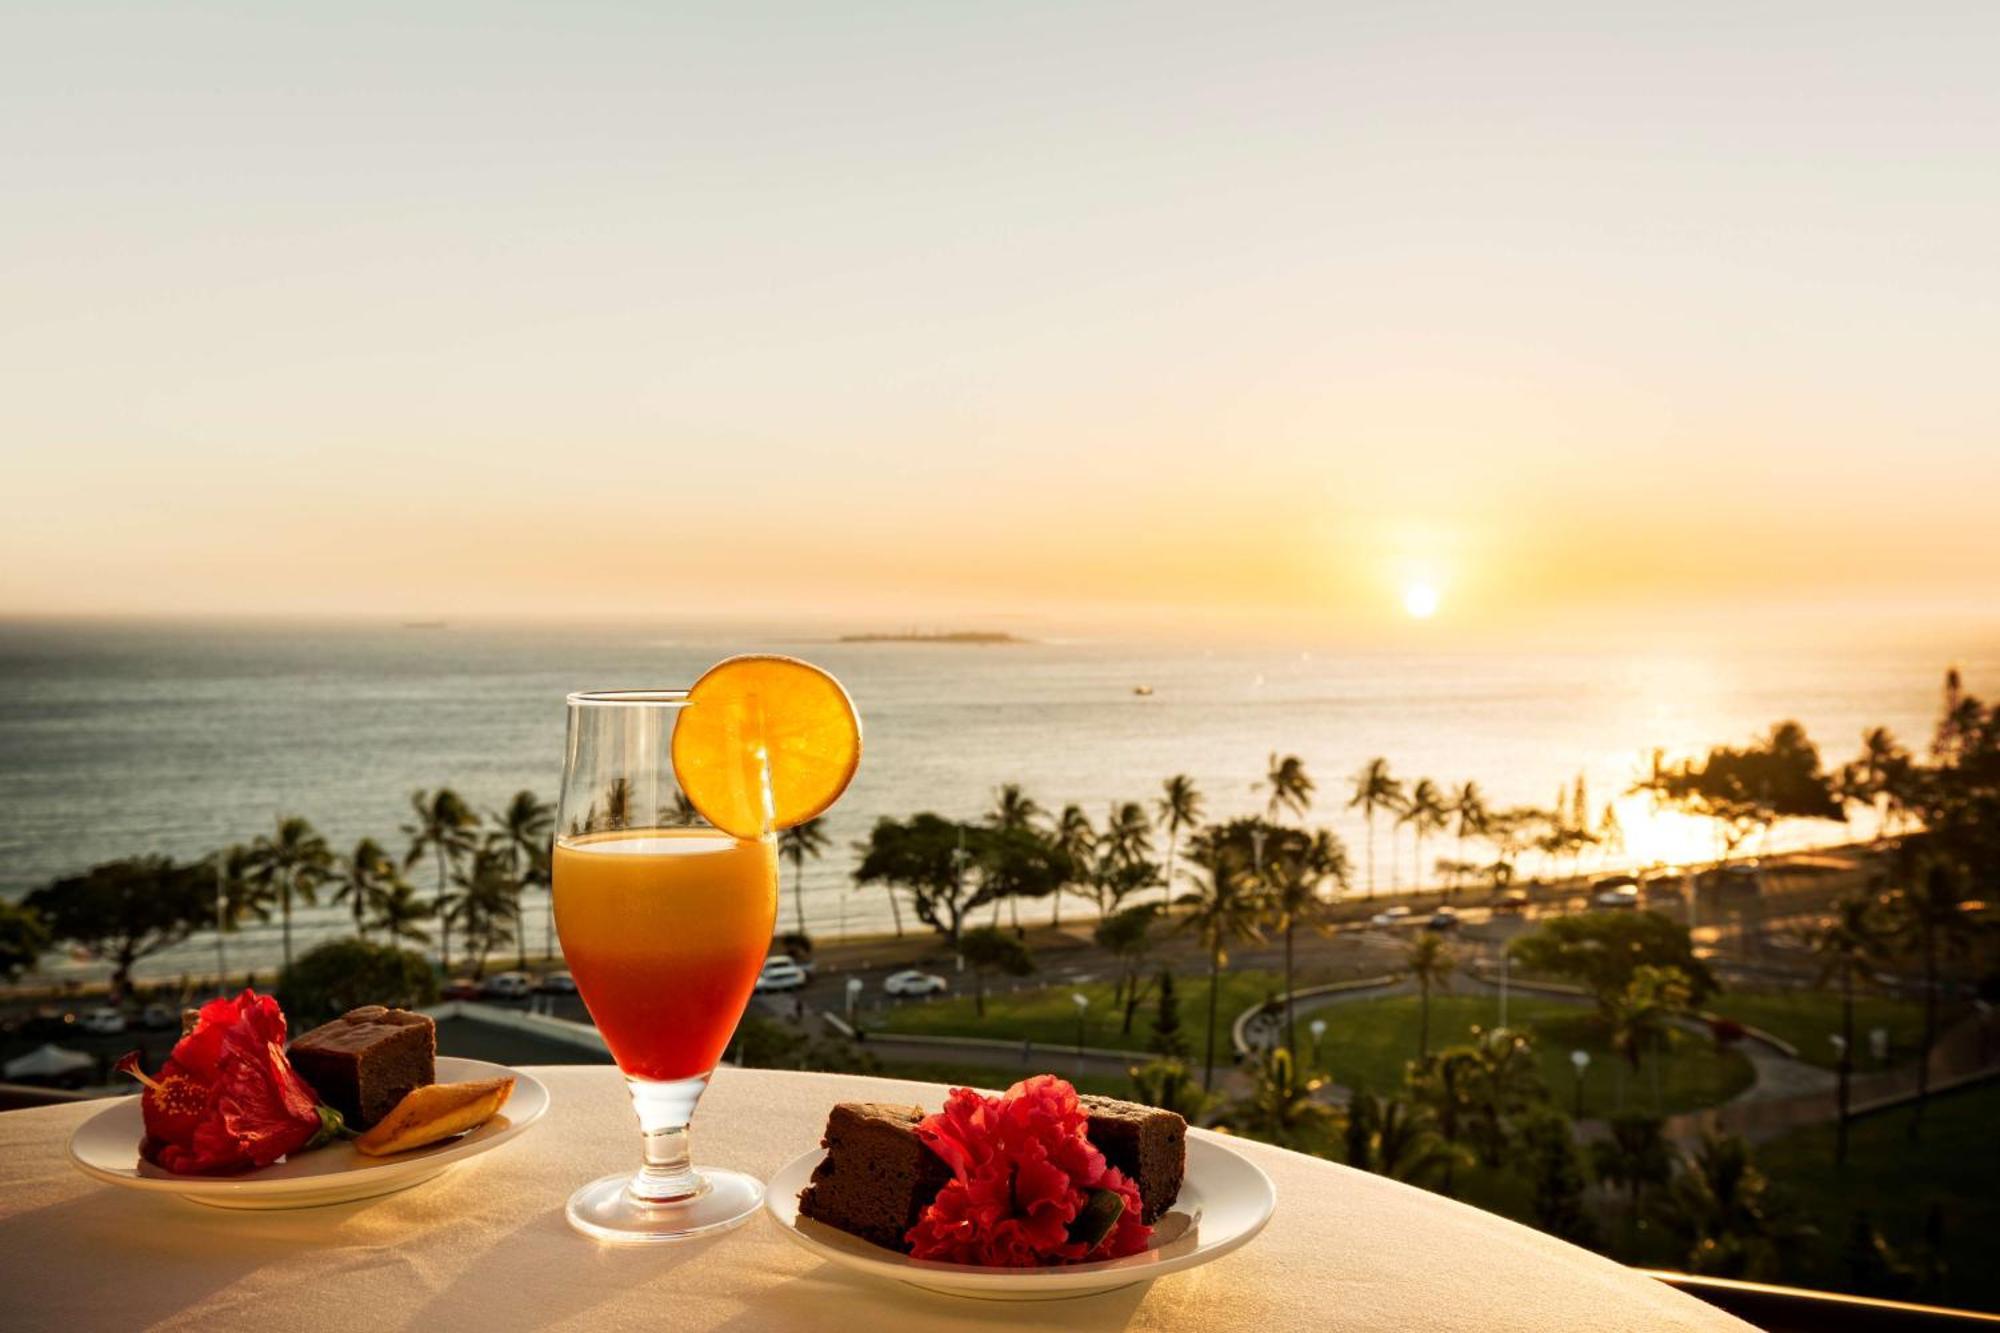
[1,618,1991,985]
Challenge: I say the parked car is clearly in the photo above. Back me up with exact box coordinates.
[883,969,949,998]
[1369,905,1414,927]
[538,970,577,994]
[1593,885,1640,909]
[79,1006,127,1035]
[1425,908,1460,932]
[1640,871,1687,901]
[140,1002,178,1030]
[442,977,481,1001]
[754,956,809,992]
[483,972,535,1000]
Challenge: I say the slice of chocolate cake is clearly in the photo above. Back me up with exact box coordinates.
[288,1006,436,1130]
[796,1102,952,1251]
[1080,1094,1186,1223]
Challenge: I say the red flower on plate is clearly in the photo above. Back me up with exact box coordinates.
[905,1074,1151,1267]
[116,989,345,1175]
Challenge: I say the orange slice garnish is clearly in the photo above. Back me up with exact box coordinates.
[670,655,861,839]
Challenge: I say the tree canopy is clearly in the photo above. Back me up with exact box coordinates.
[25,856,212,998]
[1508,910,1717,1013]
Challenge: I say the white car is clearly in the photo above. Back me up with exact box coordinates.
[538,970,578,994]
[883,969,949,998]
[1369,906,1414,928]
[79,1006,127,1035]
[1592,885,1640,910]
[754,956,809,992]
[483,972,535,999]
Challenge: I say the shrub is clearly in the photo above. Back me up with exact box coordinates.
[277,939,438,1025]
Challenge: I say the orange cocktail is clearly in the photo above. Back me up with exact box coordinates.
[553,828,777,1082]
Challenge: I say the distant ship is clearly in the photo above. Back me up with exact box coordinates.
[838,631,1027,645]
[1132,684,1154,696]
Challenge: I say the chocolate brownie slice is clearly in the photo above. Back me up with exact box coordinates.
[288,1006,436,1130]
[796,1102,952,1251]
[1081,1094,1186,1223]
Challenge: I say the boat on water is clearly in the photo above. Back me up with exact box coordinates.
[1132,684,1154,696]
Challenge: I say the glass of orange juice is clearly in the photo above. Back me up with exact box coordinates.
[554,663,859,1242]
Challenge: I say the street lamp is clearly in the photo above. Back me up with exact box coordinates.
[1308,1018,1327,1071]
[1071,992,1091,1081]
[1569,1049,1591,1118]
[845,976,863,1026]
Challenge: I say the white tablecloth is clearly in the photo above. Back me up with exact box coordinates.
[0,1066,1745,1331]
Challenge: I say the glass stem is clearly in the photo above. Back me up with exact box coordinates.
[627,1075,711,1204]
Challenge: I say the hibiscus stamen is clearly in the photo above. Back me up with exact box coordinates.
[114,1050,162,1092]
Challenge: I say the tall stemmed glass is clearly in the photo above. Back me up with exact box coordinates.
[553,689,778,1242]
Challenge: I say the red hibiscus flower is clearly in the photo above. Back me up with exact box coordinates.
[116,989,346,1175]
[906,1074,1152,1266]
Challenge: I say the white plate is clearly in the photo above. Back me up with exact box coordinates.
[765,1132,1275,1301]
[67,1056,548,1210]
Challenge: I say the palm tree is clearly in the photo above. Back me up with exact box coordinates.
[1266,828,1347,1055]
[1215,1048,1338,1150]
[988,783,1044,833]
[329,838,394,943]
[1094,904,1159,1032]
[489,791,553,970]
[1608,965,1692,1110]
[370,880,432,946]
[986,785,1046,929]
[1811,894,1890,1166]
[1890,860,1976,1139]
[1128,1058,1214,1123]
[1181,824,1267,1090]
[1463,1025,1544,1166]
[1345,1089,1460,1184]
[1349,758,1405,899]
[1449,781,1488,898]
[449,845,519,979]
[1593,1112,1674,1244]
[1156,774,1204,903]
[1090,802,1157,917]
[246,815,332,974]
[1409,1046,1478,1195]
[1405,932,1456,1059]
[1851,726,1910,840]
[1657,1133,1801,1280]
[1262,754,1314,822]
[405,788,479,972]
[778,816,832,938]
[1050,804,1096,926]
[1399,779,1450,894]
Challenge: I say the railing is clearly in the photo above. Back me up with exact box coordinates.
[1649,1271,2000,1330]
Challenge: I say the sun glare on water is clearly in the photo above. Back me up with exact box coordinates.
[1403,583,1441,619]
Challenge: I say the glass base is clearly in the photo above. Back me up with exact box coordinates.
[565,1167,764,1244]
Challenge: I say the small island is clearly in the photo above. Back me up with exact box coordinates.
[838,630,1029,645]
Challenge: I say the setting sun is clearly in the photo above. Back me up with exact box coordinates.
[1403,583,1441,619]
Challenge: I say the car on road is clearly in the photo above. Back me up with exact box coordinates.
[140,1002,179,1030]
[442,977,481,1001]
[538,970,577,993]
[483,972,535,1000]
[883,969,949,998]
[1369,905,1414,927]
[1640,870,1687,901]
[79,1006,127,1035]
[1593,885,1640,910]
[754,956,809,992]
[1425,908,1460,932]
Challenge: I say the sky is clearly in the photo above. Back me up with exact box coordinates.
[4,2,1998,642]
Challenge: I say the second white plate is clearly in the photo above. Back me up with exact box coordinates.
[67,1055,549,1210]
[765,1132,1275,1300]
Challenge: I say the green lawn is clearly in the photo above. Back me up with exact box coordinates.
[1707,990,1930,1071]
[870,968,1301,1056]
[1310,994,1755,1117]
[1758,1079,2000,1313]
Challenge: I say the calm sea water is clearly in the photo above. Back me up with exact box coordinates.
[1,619,1991,983]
